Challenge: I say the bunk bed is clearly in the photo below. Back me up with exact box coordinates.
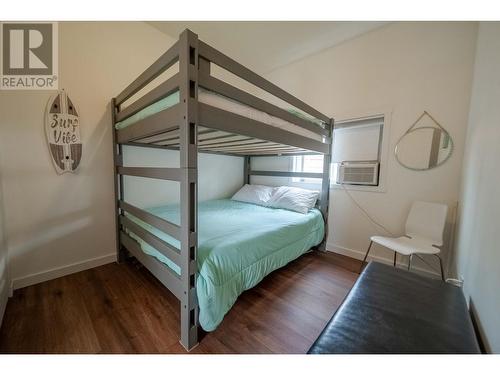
[111,29,334,351]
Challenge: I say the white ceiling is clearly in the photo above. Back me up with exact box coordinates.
[147,21,387,74]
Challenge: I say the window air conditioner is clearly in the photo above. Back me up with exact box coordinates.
[336,161,380,186]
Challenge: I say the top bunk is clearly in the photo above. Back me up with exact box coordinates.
[112,29,333,157]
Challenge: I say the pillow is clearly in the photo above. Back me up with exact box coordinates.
[231,184,274,206]
[266,186,319,214]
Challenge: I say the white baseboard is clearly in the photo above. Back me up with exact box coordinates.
[326,242,441,278]
[11,253,117,291]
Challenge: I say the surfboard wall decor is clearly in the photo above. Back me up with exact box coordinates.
[45,90,82,174]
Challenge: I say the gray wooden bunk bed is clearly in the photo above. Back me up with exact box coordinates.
[111,29,334,350]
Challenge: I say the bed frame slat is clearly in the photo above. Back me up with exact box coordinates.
[131,128,179,144]
[249,170,323,179]
[146,128,217,146]
[201,140,269,150]
[250,152,322,157]
[198,139,260,148]
[199,103,329,154]
[120,215,181,267]
[123,141,244,157]
[206,148,302,155]
[241,150,308,155]
[120,231,184,300]
[198,134,247,145]
[116,104,180,144]
[117,166,183,181]
[204,145,305,153]
[119,200,181,240]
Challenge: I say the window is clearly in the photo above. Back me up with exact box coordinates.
[292,154,324,185]
[332,116,384,186]
[292,115,385,188]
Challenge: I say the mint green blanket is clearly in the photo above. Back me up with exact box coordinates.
[126,199,324,331]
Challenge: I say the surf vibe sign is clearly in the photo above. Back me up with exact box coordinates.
[45,91,82,174]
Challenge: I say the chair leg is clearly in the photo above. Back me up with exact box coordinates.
[408,254,412,271]
[435,254,445,281]
[360,241,373,273]
[393,252,397,267]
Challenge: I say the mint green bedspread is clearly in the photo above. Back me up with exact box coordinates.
[126,199,324,331]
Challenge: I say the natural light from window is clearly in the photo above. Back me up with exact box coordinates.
[292,154,324,185]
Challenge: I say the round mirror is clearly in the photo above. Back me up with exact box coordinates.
[395,127,453,171]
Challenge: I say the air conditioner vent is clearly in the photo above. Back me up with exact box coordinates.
[337,161,379,186]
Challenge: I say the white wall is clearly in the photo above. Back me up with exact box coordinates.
[0,22,175,288]
[454,22,500,353]
[123,146,243,208]
[259,22,478,274]
[0,22,244,289]
[0,150,8,326]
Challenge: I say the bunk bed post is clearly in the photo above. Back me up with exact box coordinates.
[318,118,334,251]
[111,98,125,263]
[178,29,200,351]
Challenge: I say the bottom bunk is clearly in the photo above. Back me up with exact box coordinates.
[122,198,324,331]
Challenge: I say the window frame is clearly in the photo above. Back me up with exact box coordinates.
[333,109,391,192]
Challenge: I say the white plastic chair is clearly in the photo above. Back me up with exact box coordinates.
[361,201,448,280]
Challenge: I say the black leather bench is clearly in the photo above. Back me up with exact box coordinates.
[308,261,480,354]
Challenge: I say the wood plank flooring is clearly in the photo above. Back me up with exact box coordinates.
[0,251,359,354]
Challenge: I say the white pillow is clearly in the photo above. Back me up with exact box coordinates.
[266,186,319,214]
[231,184,274,206]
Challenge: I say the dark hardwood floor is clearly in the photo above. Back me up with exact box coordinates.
[0,251,360,354]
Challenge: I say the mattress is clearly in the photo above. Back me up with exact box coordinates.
[115,88,326,141]
[125,199,324,331]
